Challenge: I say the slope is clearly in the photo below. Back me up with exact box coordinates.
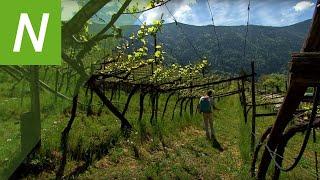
[90,20,311,75]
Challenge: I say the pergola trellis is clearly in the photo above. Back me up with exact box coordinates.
[254,1,320,179]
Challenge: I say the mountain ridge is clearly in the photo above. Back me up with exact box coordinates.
[90,19,312,75]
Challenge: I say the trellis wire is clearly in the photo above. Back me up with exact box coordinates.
[243,0,251,66]
[164,4,204,61]
[206,0,222,67]
[251,130,319,178]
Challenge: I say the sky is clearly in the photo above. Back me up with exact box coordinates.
[62,0,318,27]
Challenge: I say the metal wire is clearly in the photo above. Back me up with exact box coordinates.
[243,0,251,66]
[265,144,319,178]
[263,85,320,174]
[206,0,222,67]
[164,4,204,61]
[251,127,319,178]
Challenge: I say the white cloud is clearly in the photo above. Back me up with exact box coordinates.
[131,0,315,26]
[293,1,315,12]
[174,5,192,22]
[138,8,164,25]
[138,1,194,25]
[211,0,248,26]
[62,0,80,21]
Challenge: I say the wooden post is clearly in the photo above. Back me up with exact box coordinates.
[152,33,157,74]
[313,128,319,180]
[258,1,320,178]
[153,33,158,124]
[30,66,41,146]
[155,93,159,124]
[241,78,248,123]
[190,97,194,115]
[238,81,242,103]
[20,112,34,154]
[21,66,41,155]
[54,68,59,102]
[117,84,120,108]
[251,61,256,153]
[189,68,193,116]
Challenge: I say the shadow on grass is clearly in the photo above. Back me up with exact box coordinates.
[61,132,121,179]
[6,133,121,180]
[212,138,224,152]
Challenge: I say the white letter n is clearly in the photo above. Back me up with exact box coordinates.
[13,13,49,52]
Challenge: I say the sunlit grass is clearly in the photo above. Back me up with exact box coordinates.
[1,72,319,179]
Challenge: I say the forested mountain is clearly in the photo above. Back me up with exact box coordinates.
[90,20,311,75]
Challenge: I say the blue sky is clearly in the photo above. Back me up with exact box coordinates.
[62,0,317,27]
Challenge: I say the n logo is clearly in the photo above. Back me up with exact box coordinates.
[13,13,50,53]
[0,0,61,65]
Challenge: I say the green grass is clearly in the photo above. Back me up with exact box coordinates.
[245,97,320,179]
[1,71,320,179]
[49,95,248,179]
[1,80,248,179]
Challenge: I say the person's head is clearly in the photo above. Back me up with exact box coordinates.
[207,90,213,97]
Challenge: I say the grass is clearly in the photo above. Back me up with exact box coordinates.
[246,96,320,179]
[1,72,320,179]
[0,79,248,179]
[76,95,249,179]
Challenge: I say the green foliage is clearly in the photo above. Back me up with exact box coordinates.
[259,73,286,93]
[0,0,315,178]
[97,21,210,85]
[102,20,312,74]
[126,0,167,13]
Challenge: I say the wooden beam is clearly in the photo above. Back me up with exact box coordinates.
[62,0,112,37]
[302,2,320,52]
[167,74,254,91]
[257,1,320,178]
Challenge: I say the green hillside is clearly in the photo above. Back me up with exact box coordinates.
[90,20,311,75]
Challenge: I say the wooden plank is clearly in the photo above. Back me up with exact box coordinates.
[290,53,320,81]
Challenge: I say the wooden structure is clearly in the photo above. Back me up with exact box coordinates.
[256,1,320,179]
[7,66,42,179]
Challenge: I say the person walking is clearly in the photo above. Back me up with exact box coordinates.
[198,90,223,151]
[199,90,215,140]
